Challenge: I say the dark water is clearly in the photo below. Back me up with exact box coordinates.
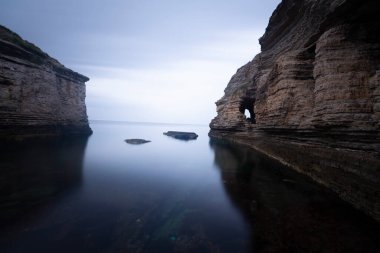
[0,121,379,253]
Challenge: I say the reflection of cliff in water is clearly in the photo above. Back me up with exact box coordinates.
[0,136,89,229]
[209,138,380,252]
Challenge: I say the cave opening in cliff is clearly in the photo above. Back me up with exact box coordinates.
[244,109,251,119]
[240,99,256,124]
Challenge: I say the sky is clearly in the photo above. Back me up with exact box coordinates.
[0,0,281,124]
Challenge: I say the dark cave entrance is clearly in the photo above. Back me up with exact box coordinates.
[240,99,256,124]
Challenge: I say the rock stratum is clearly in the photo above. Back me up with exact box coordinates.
[210,0,380,221]
[0,25,91,137]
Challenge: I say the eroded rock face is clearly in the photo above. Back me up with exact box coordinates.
[0,25,91,136]
[210,0,380,221]
[211,0,380,135]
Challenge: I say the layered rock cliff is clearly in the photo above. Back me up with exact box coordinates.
[0,25,91,137]
[210,0,380,221]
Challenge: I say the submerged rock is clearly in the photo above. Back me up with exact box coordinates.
[163,131,198,140]
[125,139,151,145]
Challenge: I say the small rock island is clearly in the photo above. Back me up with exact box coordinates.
[125,139,151,145]
[164,131,198,140]
[0,25,91,137]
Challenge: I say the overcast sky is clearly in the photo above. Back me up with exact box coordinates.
[0,0,281,124]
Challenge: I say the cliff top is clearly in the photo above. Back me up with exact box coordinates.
[259,0,380,52]
[0,25,89,83]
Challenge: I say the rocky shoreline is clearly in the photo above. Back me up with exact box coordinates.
[210,0,380,222]
[209,130,380,222]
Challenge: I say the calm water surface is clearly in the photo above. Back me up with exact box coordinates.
[0,121,379,253]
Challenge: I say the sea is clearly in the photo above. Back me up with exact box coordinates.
[0,121,379,253]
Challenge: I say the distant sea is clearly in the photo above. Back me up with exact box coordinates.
[0,121,378,252]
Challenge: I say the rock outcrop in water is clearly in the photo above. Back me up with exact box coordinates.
[0,25,91,137]
[125,139,151,145]
[164,131,198,141]
[210,0,380,221]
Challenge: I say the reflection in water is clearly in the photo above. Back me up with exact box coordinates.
[0,136,88,241]
[0,124,251,253]
[209,138,380,253]
[0,123,379,253]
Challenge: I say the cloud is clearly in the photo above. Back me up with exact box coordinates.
[75,28,263,124]
[0,0,281,124]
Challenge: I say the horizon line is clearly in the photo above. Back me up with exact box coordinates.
[89,119,209,127]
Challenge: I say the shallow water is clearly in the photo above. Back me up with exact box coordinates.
[0,121,379,253]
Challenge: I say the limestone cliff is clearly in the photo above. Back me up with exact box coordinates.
[210,0,380,221]
[0,25,91,136]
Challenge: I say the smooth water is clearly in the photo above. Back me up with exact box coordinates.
[0,121,379,253]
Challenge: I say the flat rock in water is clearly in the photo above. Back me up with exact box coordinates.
[125,139,151,145]
[163,131,198,140]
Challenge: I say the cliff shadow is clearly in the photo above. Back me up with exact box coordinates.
[0,135,89,232]
[209,137,380,253]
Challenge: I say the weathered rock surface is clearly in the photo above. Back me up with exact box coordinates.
[0,25,91,137]
[163,131,198,141]
[210,0,380,221]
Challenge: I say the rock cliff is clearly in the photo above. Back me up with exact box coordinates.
[0,25,91,137]
[210,0,380,221]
